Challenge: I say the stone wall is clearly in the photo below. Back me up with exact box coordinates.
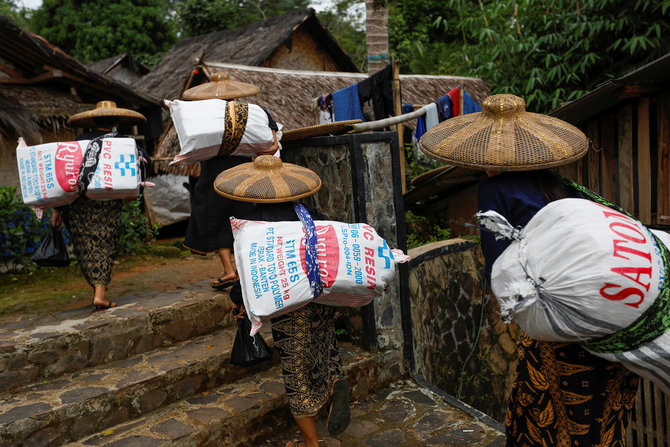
[283,132,409,371]
[408,239,518,423]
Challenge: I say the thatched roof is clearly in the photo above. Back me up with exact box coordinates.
[87,53,150,78]
[136,8,358,102]
[152,62,490,176]
[0,14,162,154]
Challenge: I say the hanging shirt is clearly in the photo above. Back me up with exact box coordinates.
[462,91,482,115]
[414,115,427,142]
[437,94,453,120]
[332,84,365,122]
[424,102,439,130]
[447,87,460,117]
[371,65,394,120]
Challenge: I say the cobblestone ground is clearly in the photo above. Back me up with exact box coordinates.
[263,378,505,447]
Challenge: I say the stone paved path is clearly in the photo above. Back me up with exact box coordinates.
[263,378,505,447]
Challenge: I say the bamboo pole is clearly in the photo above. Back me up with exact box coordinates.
[392,57,406,193]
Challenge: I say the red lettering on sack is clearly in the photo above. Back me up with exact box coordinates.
[300,225,339,288]
[54,141,82,192]
[611,266,652,291]
[612,239,651,262]
[609,222,647,244]
[599,283,645,308]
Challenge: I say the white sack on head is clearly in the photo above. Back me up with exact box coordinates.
[232,218,409,335]
[17,138,140,209]
[168,99,282,164]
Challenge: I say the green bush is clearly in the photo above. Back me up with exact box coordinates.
[405,210,451,249]
[115,197,159,256]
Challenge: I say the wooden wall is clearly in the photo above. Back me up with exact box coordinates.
[262,27,341,72]
[557,91,670,228]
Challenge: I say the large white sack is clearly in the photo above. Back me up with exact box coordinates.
[232,218,409,335]
[17,138,140,208]
[481,198,663,342]
[168,99,282,164]
[478,199,670,394]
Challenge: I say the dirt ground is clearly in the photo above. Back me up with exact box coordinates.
[0,242,225,321]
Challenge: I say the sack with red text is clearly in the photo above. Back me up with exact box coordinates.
[16,138,140,208]
[168,99,282,164]
[478,198,670,393]
[232,217,409,335]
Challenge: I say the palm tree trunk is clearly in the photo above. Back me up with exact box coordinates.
[365,0,389,74]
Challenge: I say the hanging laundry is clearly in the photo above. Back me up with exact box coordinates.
[414,115,427,141]
[357,76,372,110]
[317,94,334,124]
[371,65,394,120]
[332,84,365,122]
[424,102,439,130]
[447,87,460,117]
[437,94,453,120]
[462,91,482,114]
[402,104,413,114]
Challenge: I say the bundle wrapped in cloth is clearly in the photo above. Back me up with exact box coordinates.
[168,99,282,164]
[232,204,409,335]
[16,137,141,209]
[478,197,670,393]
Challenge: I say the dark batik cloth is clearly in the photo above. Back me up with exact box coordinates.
[478,172,639,447]
[237,202,343,418]
[183,155,252,254]
[59,131,123,287]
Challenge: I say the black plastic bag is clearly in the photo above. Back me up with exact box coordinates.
[230,309,272,366]
[31,224,70,267]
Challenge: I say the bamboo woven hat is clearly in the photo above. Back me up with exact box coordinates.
[68,100,146,128]
[418,94,588,171]
[182,72,260,100]
[214,155,321,203]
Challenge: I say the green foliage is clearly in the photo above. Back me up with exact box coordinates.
[115,197,158,256]
[405,210,451,249]
[175,0,310,37]
[0,0,29,27]
[316,2,367,72]
[388,0,670,113]
[0,186,50,271]
[30,0,177,65]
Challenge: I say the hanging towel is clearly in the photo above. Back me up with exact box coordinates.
[415,115,427,141]
[462,91,482,115]
[447,88,460,117]
[371,65,394,120]
[424,102,439,130]
[332,84,365,122]
[437,94,453,120]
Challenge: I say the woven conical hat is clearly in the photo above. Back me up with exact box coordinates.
[214,155,321,203]
[418,94,588,171]
[182,72,260,100]
[68,100,146,128]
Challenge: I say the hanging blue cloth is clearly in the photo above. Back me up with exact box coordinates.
[437,94,453,120]
[332,84,365,122]
[293,202,323,298]
[462,90,482,115]
[402,104,413,114]
[415,115,427,141]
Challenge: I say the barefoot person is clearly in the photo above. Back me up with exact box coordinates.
[214,156,351,447]
[52,101,147,311]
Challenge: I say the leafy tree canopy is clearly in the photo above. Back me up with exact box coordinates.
[316,0,367,71]
[388,0,670,113]
[30,0,177,67]
[1,0,29,27]
[175,0,310,37]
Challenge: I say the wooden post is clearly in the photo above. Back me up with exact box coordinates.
[392,57,406,193]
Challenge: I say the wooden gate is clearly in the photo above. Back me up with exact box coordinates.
[627,379,670,447]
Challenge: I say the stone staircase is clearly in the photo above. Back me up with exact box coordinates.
[0,281,389,447]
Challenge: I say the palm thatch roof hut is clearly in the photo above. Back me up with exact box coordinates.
[87,53,150,86]
[0,15,161,188]
[136,8,358,103]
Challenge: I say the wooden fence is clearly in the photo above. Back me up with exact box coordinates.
[557,92,670,446]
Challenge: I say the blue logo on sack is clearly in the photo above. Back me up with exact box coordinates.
[114,154,136,177]
[378,239,393,269]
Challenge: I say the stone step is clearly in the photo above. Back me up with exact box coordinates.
[0,280,235,393]
[67,344,386,447]
[0,324,276,447]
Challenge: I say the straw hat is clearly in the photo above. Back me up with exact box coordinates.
[68,100,146,128]
[182,72,260,100]
[214,155,321,203]
[418,94,588,171]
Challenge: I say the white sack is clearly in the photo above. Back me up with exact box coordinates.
[169,99,282,164]
[232,218,409,335]
[479,199,670,394]
[143,174,191,226]
[17,138,140,208]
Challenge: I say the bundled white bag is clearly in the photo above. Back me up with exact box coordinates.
[168,99,282,164]
[16,138,140,208]
[232,217,409,335]
[478,198,670,393]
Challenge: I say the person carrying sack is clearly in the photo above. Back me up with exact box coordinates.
[214,155,350,447]
[418,94,639,447]
[51,101,147,312]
